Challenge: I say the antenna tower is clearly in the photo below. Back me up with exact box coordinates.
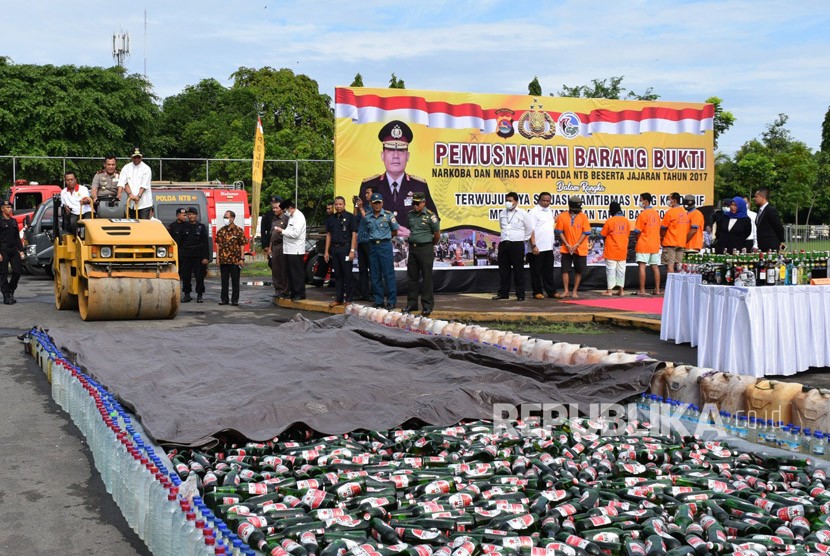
[112,31,130,67]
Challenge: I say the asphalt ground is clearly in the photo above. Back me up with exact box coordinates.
[2,271,828,553]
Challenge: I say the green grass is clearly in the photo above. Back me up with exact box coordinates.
[787,240,830,252]
[240,261,272,277]
[478,321,605,335]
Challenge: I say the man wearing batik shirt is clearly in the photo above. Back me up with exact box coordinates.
[215,210,247,306]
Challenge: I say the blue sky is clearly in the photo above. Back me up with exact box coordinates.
[3,0,829,155]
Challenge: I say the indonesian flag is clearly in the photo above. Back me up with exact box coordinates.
[335,89,714,136]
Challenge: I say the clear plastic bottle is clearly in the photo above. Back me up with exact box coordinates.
[791,426,802,453]
[765,419,777,447]
[737,415,749,440]
[158,490,180,555]
[124,449,143,529]
[802,428,813,454]
[779,425,791,450]
[200,536,217,556]
[174,512,198,556]
[747,416,758,444]
[813,431,826,459]
[187,519,207,556]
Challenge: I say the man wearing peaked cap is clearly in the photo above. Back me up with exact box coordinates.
[364,191,400,309]
[403,191,440,316]
[0,198,25,304]
[119,146,153,219]
[359,120,438,233]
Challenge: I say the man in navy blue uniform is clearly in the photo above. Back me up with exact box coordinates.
[363,193,399,309]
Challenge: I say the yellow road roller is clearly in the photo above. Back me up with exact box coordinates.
[52,204,180,321]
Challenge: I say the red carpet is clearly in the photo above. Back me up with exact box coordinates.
[562,295,664,314]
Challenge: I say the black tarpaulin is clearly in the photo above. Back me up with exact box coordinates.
[48,315,661,446]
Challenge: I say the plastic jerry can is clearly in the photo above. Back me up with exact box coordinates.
[745,379,804,425]
[791,387,830,432]
[699,372,757,416]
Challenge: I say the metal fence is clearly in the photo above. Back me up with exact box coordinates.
[0,155,337,225]
[786,224,830,250]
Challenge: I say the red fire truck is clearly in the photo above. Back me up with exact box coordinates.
[3,180,63,228]
[152,181,252,254]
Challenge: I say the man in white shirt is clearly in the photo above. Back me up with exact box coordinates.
[119,147,153,219]
[274,199,307,301]
[527,191,557,299]
[492,191,532,301]
[743,195,758,250]
[59,172,92,234]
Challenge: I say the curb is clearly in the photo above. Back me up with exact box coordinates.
[275,298,662,332]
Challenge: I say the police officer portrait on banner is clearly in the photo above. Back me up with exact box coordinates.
[360,120,438,228]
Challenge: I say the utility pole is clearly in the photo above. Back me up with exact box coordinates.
[143,8,148,78]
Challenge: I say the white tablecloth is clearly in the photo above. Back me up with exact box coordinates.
[697,285,830,377]
[660,273,702,346]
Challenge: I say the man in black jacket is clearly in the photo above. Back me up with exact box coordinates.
[179,206,211,303]
[260,196,283,266]
[753,188,786,252]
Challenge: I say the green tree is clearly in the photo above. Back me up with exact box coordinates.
[528,76,542,96]
[0,60,158,184]
[761,113,793,156]
[822,105,830,153]
[228,66,335,221]
[734,146,776,198]
[773,141,817,226]
[350,73,364,87]
[555,76,658,101]
[706,96,735,150]
[714,151,739,201]
[728,115,822,225]
[153,78,257,180]
[389,73,405,89]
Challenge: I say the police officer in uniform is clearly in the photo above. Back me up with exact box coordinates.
[90,155,121,209]
[360,120,437,223]
[168,207,187,246]
[0,200,24,305]
[178,206,210,303]
[403,192,440,316]
[364,192,399,309]
[324,196,357,307]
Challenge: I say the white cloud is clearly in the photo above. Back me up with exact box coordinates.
[1,0,829,152]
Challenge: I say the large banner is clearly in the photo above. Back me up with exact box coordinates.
[335,87,714,267]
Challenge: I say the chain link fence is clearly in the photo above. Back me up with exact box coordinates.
[0,155,336,226]
[786,224,830,251]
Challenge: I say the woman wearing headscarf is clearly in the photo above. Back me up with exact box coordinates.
[714,196,752,254]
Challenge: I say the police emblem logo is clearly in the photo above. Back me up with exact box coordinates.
[495,108,515,138]
[518,100,556,140]
[391,125,403,139]
[557,112,581,139]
